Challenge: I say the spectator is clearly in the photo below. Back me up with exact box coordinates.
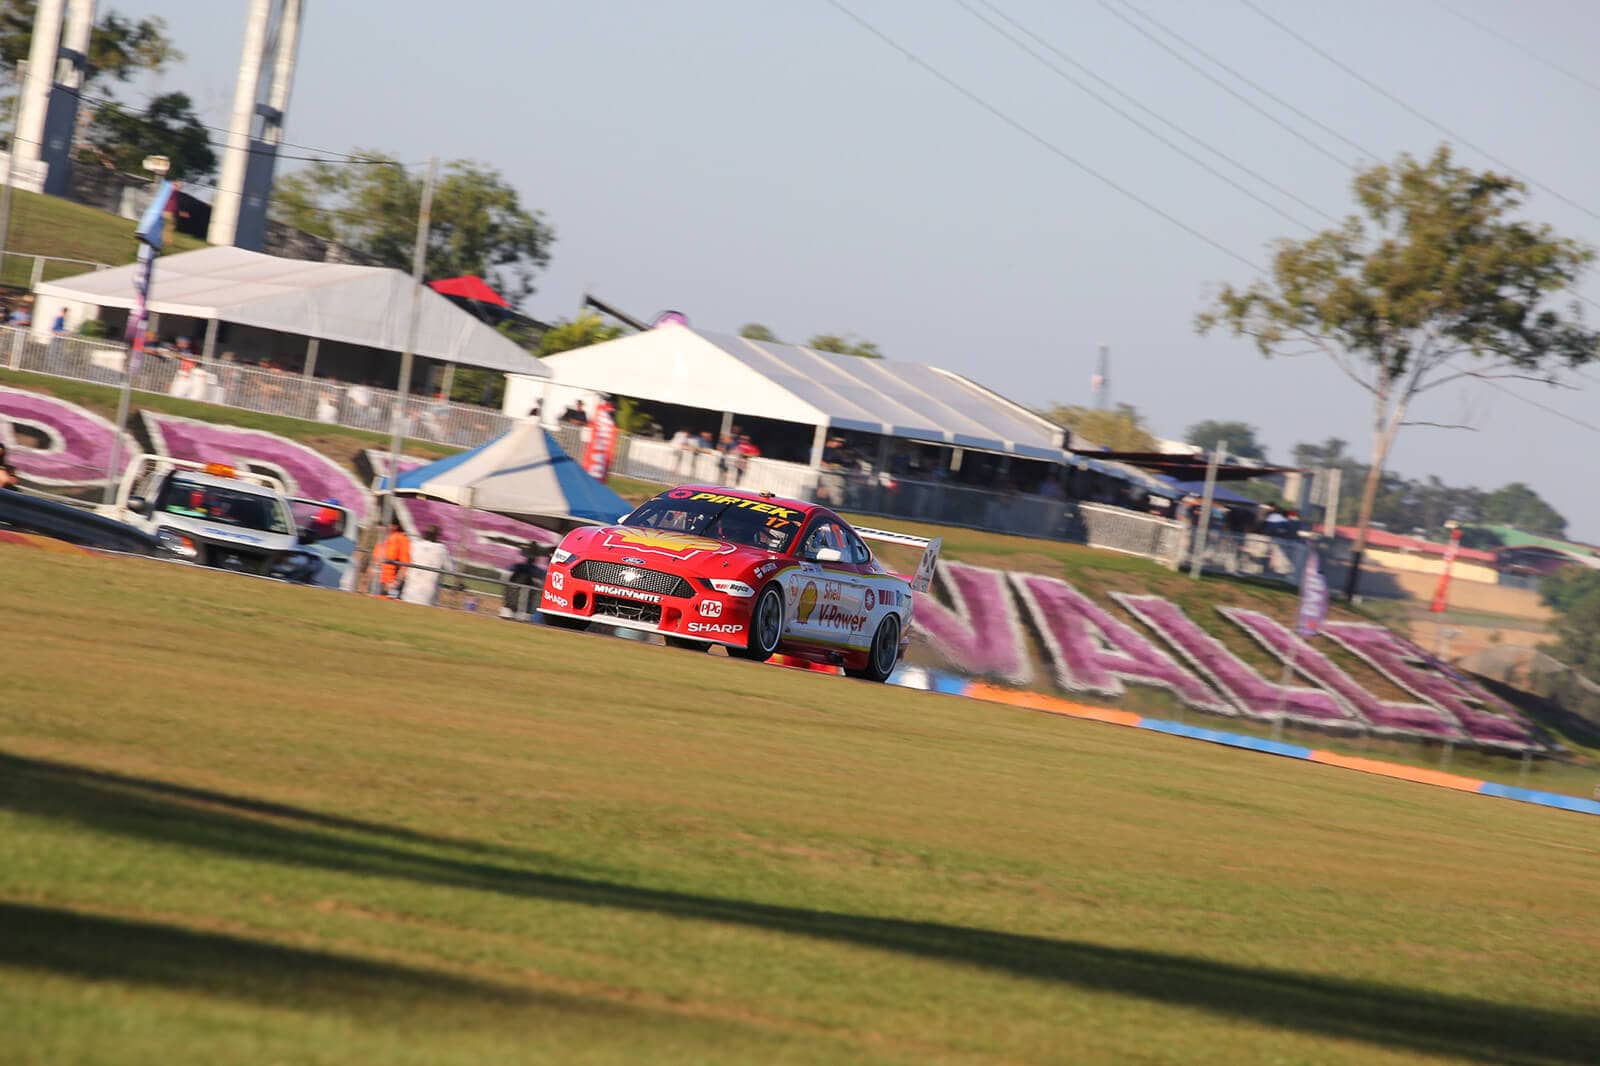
[671,427,695,476]
[50,307,67,335]
[822,435,848,469]
[1262,505,1289,537]
[0,442,18,490]
[315,390,339,424]
[374,518,411,598]
[7,301,31,327]
[560,400,588,426]
[503,541,551,620]
[401,525,453,606]
[733,433,760,485]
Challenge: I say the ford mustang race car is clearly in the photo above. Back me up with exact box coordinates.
[539,485,940,682]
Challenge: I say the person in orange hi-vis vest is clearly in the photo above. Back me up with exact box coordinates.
[375,518,411,598]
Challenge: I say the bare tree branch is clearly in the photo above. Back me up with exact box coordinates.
[1401,419,1479,430]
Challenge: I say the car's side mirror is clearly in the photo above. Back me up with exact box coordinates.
[127,495,149,516]
[814,547,843,563]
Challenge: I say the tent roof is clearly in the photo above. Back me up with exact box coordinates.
[430,275,509,308]
[1070,449,1299,482]
[539,325,1068,460]
[380,419,630,528]
[35,247,546,376]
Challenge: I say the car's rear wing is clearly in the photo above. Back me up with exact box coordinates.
[855,526,943,594]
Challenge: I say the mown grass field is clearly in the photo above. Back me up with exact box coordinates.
[1,188,208,289]
[3,545,1598,1065]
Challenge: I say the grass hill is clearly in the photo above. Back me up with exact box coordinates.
[1,187,207,289]
[3,544,1597,1064]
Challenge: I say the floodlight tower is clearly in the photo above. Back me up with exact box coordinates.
[11,0,95,196]
[208,0,305,249]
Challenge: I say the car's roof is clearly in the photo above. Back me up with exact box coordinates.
[167,470,278,494]
[657,484,820,516]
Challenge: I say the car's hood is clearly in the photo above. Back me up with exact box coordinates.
[563,524,781,576]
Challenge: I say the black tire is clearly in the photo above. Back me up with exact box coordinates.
[665,636,708,651]
[847,614,901,683]
[543,614,589,632]
[736,584,784,662]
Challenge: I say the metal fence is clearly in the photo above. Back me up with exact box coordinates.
[1,325,511,448]
[1079,502,1188,567]
[0,252,113,289]
[1190,530,1308,584]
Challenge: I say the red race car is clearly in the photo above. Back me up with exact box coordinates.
[539,485,941,682]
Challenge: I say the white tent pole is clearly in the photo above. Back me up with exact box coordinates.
[371,155,438,595]
[302,336,319,379]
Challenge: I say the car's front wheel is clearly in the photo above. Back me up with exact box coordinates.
[847,614,901,683]
[735,584,784,662]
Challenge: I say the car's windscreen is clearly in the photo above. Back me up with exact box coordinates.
[157,478,293,534]
[623,493,804,553]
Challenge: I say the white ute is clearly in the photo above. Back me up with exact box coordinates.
[101,454,327,582]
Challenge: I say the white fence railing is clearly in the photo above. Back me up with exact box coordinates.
[1192,530,1308,584]
[2,325,511,449]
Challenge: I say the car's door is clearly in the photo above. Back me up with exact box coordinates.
[786,514,873,650]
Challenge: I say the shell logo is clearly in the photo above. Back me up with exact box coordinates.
[603,528,726,556]
[798,581,819,623]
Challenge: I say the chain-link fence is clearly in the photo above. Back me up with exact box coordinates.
[1079,502,1188,567]
[1190,530,1308,584]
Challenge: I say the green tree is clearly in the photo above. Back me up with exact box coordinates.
[807,333,882,359]
[1046,402,1157,451]
[1184,419,1266,461]
[1539,566,1600,678]
[739,323,778,342]
[0,4,179,83]
[82,91,215,179]
[273,150,556,305]
[1199,146,1599,597]
[1480,481,1568,538]
[2,5,180,141]
[535,313,623,357]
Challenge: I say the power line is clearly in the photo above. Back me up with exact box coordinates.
[820,0,1263,272]
[1098,0,1375,169]
[69,89,409,168]
[1436,2,1600,99]
[1236,0,1600,227]
[1480,379,1600,433]
[955,0,1334,230]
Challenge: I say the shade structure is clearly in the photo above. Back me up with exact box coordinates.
[538,325,1068,460]
[34,247,545,375]
[381,419,631,529]
[429,275,509,308]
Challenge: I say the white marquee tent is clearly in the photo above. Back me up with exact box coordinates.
[33,246,546,376]
[516,325,1066,463]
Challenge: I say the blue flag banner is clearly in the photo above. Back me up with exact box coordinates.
[1296,545,1329,638]
[134,180,174,251]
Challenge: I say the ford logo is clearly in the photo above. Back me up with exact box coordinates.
[621,557,647,565]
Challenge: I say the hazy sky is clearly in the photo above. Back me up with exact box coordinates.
[127,1,1600,539]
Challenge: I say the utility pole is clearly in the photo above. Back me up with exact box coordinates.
[0,61,28,286]
[1090,344,1110,410]
[371,155,438,594]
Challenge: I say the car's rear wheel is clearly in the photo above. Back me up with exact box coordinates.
[665,636,707,651]
[735,584,784,662]
[847,614,901,683]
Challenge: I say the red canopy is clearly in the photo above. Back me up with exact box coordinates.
[429,275,509,308]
